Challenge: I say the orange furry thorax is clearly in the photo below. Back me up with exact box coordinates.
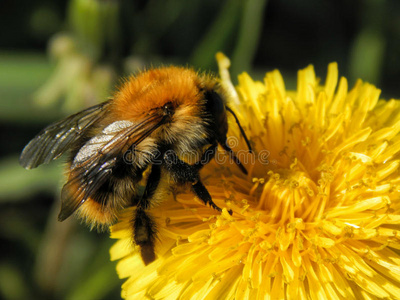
[112,67,216,121]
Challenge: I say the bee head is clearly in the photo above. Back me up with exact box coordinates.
[203,89,228,143]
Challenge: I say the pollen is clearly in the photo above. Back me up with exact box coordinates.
[110,54,400,299]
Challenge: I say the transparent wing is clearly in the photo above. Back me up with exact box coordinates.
[19,100,112,169]
[58,114,166,221]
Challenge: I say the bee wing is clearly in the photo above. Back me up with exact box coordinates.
[58,114,166,221]
[19,100,111,169]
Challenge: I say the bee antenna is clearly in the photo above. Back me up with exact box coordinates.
[226,106,252,152]
[219,142,248,175]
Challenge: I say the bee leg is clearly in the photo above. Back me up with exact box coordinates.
[163,150,232,214]
[134,207,157,265]
[191,180,221,212]
[194,143,217,170]
[133,164,161,265]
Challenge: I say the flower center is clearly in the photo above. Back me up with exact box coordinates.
[257,168,320,223]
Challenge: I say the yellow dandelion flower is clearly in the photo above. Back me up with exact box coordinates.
[110,54,400,300]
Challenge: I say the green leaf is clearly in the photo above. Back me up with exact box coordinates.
[65,239,122,300]
[349,29,385,86]
[0,156,62,202]
[231,0,269,76]
[190,0,243,70]
[0,263,31,300]
[0,52,59,123]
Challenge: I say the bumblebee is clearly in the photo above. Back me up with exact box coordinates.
[20,66,251,264]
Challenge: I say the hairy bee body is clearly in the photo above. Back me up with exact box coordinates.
[20,66,250,264]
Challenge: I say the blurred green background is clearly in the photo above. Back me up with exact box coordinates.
[1,0,399,299]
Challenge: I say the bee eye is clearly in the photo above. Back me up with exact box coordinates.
[163,102,174,116]
[204,90,225,118]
